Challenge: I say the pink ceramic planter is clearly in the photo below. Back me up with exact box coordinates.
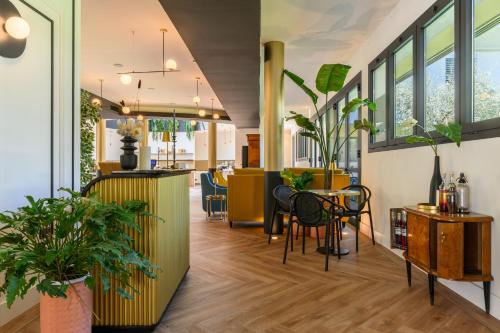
[40,276,92,333]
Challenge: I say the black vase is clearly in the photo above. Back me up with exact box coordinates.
[429,155,442,205]
[120,136,138,170]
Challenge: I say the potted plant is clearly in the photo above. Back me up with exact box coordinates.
[0,189,159,333]
[117,118,144,170]
[280,170,313,191]
[284,64,377,189]
[402,118,462,204]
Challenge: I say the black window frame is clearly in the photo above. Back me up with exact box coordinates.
[368,0,500,153]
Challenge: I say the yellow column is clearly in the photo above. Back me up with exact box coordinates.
[141,119,149,147]
[264,41,284,171]
[96,118,106,163]
[263,41,284,234]
[208,122,217,172]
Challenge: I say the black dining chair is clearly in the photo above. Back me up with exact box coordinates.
[283,191,344,271]
[268,185,296,247]
[341,184,375,252]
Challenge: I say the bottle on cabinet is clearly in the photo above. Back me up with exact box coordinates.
[456,172,470,213]
[438,173,448,212]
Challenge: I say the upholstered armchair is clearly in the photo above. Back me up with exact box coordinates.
[200,173,227,214]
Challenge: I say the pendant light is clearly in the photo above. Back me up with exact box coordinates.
[193,77,201,104]
[91,79,103,107]
[162,28,177,71]
[120,31,135,85]
[190,120,197,127]
[211,98,219,119]
[5,17,30,39]
[120,100,130,114]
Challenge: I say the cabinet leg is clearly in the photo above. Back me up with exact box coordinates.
[405,260,412,287]
[484,281,491,314]
[428,274,434,306]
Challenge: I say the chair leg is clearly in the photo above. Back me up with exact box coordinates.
[368,202,375,245]
[339,221,343,240]
[324,223,330,272]
[290,217,294,252]
[283,221,291,264]
[302,225,306,255]
[336,220,341,260]
[268,201,277,244]
[315,226,320,248]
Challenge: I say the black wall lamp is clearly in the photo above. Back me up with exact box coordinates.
[0,0,31,58]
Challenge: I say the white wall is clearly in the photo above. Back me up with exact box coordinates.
[0,0,79,325]
[234,128,259,168]
[341,0,500,318]
[195,124,236,162]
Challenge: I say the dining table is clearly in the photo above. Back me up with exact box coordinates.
[307,188,360,256]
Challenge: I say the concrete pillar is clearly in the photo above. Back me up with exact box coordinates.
[208,122,217,173]
[96,118,106,163]
[263,41,284,234]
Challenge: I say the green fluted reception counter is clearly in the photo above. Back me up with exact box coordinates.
[82,170,191,332]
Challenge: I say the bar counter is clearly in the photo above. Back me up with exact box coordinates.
[82,170,191,332]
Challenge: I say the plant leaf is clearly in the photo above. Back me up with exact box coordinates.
[299,131,319,142]
[315,64,351,94]
[285,111,316,132]
[434,123,462,147]
[406,135,436,146]
[354,119,378,134]
[284,69,318,104]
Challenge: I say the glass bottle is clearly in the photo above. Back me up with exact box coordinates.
[439,173,448,212]
[447,173,457,214]
[456,172,470,213]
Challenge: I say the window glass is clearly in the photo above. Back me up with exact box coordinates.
[394,39,414,137]
[424,4,455,130]
[337,99,346,169]
[473,0,500,122]
[372,63,387,142]
[347,88,359,170]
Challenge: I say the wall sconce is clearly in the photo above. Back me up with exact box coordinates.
[0,0,30,59]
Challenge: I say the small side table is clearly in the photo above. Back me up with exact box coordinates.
[206,194,227,222]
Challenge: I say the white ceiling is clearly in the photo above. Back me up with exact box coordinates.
[262,0,400,115]
[81,0,223,112]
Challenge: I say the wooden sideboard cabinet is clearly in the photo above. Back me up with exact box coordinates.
[403,206,493,313]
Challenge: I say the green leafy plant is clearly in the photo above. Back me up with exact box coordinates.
[0,189,159,308]
[280,170,313,191]
[284,64,377,189]
[80,90,100,186]
[402,118,462,155]
[149,119,195,141]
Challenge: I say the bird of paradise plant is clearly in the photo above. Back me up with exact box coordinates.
[284,64,378,189]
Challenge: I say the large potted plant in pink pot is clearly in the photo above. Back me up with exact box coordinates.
[0,189,159,333]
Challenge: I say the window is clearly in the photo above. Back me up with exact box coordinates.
[424,4,455,130]
[394,39,414,137]
[337,98,346,169]
[295,130,309,160]
[347,88,359,169]
[372,62,387,142]
[368,0,500,153]
[473,0,500,122]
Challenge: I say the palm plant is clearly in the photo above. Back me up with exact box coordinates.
[284,64,377,189]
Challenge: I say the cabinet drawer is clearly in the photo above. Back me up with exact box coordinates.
[437,223,464,279]
[407,213,429,269]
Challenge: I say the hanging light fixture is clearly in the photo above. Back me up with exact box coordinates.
[211,98,219,119]
[193,77,201,104]
[198,109,206,117]
[117,28,179,77]
[120,31,135,85]
[120,100,130,114]
[137,114,144,121]
[190,120,197,126]
[91,79,103,107]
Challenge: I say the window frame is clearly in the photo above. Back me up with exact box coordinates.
[368,0,500,153]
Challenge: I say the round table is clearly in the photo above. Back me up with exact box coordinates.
[308,189,360,256]
[205,194,227,222]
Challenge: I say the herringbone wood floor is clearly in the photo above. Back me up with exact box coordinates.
[3,188,499,333]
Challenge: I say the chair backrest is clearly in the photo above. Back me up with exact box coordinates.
[272,185,294,212]
[342,184,371,212]
[290,192,325,226]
